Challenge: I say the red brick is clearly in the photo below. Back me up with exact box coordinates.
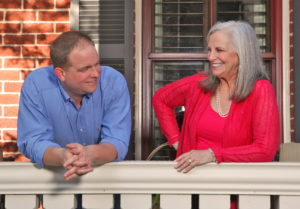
[0,94,19,104]
[0,0,21,9]
[0,11,3,21]
[56,0,70,8]
[291,132,295,142]
[0,23,21,33]
[0,118,17,128]
[4,106,19,117]
[4,35,35,45]
[39,11,69,21]
[3,130,17,141]
[0,46,20,56]
[21,70,32,80]
[23,45,50,57]
[5,58,35,68]
[290,23,293,33]
[37,34,58,44]
[38,58,52,67]
[290,106,294,117]
[6,11,36,21]
[0,142,18,152]
[290,71,294,81]
[23,23,54,33]
[56,23,70,33]
[290,93,294,106]
[4,82,23,92]
[0,70,20,80]
[2,153,16,159]
[24,0,54,9]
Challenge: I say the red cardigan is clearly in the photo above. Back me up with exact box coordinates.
[153,73,279,162]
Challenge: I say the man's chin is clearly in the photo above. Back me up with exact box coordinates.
[85,86,98,94]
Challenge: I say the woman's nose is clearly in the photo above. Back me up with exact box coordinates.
[207,50,216,61]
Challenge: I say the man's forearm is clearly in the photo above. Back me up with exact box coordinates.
[86,143,118,165]
[43,146,65,166]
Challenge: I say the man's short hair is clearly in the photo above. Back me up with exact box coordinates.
[50,31,95,69]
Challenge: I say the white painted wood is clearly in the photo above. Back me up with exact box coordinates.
[279,196,300,209]
[160,194,191,209]
[43,194,76,209]
[1,162,300,196]
[5,195,38,209]
[121,194,152,209]
[82,194,113,209]
[199,194,230,209]
[239,195,270,209]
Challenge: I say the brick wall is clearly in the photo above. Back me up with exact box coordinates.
[290,0,295,141]
[0,0,70,160]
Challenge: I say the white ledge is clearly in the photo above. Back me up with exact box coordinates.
[0,161,300,195]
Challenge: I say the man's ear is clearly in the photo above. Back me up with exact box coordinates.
[54,67,65,82]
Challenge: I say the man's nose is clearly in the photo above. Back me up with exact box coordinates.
[91,65,100,77]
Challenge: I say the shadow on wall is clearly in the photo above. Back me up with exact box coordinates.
[1,69,33,162]
[1,125,30,162]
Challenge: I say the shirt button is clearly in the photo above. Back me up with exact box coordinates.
[80,128,83,132]
[83,143,86,146]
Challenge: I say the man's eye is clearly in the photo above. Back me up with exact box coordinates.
[78,67,88,72]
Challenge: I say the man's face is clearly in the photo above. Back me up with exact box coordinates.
[59,42,101,102]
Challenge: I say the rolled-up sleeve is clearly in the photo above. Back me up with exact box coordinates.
[100,72,131,161]
[17,77,61,167]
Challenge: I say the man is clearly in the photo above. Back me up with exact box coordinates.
[17,31,131,181]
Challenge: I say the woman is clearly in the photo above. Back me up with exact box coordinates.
[153,21,279,173]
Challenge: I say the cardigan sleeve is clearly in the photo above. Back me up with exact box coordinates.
[214,80,280,162]
[153,74,202,146]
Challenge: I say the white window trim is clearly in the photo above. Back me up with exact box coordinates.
[282,1,291,143]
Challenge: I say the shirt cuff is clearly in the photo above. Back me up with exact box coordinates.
[33,142,61,167]
[100,138,128,161]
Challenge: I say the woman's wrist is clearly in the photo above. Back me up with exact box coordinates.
[208,148,217,162]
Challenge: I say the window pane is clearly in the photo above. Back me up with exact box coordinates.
[154,0,209,53]
[152,61,209,160]
[217,0,271,52]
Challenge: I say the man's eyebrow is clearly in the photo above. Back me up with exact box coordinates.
[76,62,100,71]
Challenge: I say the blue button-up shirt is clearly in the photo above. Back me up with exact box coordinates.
[17,65,131,167]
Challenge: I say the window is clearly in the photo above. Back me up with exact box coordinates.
[71,0,135,159]
[142,0,282,160]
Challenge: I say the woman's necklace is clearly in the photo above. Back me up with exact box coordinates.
[216,88,229,118]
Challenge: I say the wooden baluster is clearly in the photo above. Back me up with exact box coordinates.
[239,195,270,209]
[160,194,191,209]
[82,194,113,209]
[279,196,300,209]
[121,194,152,209]
[5,195,39,209]
[199,194,230,209]
[43,194,76,209]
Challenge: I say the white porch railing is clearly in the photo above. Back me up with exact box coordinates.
[1,161,300,209]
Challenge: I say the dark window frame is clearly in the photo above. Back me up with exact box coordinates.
[142,0,283,159]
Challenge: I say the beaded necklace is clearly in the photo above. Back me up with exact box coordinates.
[216,88,229,117]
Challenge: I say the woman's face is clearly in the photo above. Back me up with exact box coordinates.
[207,30,239,82]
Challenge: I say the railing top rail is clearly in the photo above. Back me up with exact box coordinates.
[0,161,300,195]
